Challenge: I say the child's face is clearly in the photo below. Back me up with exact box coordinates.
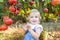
[28,13,40,25]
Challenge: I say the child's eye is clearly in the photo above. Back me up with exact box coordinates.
[35,16,38,18]
[30,16,33,18]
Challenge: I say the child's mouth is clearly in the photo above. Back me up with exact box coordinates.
[32,20,36,22]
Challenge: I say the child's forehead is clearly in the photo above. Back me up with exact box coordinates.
[29,12,40,16]
[29,9,40,17]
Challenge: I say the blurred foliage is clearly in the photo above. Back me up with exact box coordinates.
[0,0,60,24]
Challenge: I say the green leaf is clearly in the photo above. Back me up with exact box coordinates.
[44,0,50,5]
[0,4,3,9]
[0,0,3,2]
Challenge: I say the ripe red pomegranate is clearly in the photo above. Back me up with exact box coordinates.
[50,0,58,6]
[29,1,34,6]
[11,9,19,15]
[0,24,8,30]
[9,5,16,12]
[43,8,48,13]
[8,0,17,5]
[4,18,13,25]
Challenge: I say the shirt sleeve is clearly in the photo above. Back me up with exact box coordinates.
[36,25,43,33]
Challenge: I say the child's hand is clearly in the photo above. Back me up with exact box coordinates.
[26,25,31,30]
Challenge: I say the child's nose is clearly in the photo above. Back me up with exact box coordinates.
[32,18,36,20]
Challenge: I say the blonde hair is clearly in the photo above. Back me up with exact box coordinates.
[30,9,41,19]
[30,9,40,14]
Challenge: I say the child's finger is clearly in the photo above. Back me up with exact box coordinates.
[27,25,31,29]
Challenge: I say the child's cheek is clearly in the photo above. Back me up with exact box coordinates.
[30,18,33,22]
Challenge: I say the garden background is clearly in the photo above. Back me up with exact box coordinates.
[0,0,60,40]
